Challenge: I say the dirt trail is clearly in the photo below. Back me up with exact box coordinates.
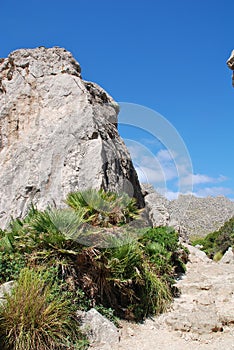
[113,246,234,350]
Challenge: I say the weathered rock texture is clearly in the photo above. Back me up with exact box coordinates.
[77,308,120,349]
[142,185,234,238]
[169,194,234,237]
[227,49,234,86]
[0,47,144,228]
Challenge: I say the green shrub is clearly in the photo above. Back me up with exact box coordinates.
[0,268,87,350]
[74,227,187,321]
[75,241,172,321]
[140,227,187,276]
[0,190,187,326]
[0,251,26,283]
[191,216,234,258]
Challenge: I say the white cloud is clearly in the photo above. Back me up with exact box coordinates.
[125,140,233,200]
[181,174,228,186]
[135,166,165,183]
[157,149,176,163]
[127,142,179,186]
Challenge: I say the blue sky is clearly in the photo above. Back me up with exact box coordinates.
[1,0,234,199]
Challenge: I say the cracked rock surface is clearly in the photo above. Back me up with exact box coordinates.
[0,47,144,227]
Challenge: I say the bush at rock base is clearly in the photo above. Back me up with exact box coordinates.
[0,190,188,347]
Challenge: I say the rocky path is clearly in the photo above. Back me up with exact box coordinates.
[112,246,234,350]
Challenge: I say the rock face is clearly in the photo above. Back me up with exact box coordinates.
[227,49,234,86]
[0,47,144,228]
[144,192,170,227]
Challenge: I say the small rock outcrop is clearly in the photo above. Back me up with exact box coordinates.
[0,47,144,228]
[227,50,234,86]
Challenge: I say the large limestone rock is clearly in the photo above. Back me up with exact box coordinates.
[0,47,144,228]
[144,192,170,227]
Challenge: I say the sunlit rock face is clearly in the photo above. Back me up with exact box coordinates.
[0,47,144,227]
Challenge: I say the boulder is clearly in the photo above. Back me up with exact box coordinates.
[144,191,170,227]
[184,244,212,264]
[77,308,120,349]
[0,47,144,228]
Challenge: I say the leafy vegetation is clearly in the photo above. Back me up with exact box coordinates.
[0,189,188,348]
[66,189,140,226]
[191,216,234,259]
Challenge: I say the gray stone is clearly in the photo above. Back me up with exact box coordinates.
[220,247,234,264]
[184,244,212,263]
[144,192,170,227]
[0,280,14,305]
[77,308,120,348]
[0,47,144,228]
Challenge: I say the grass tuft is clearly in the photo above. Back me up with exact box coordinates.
[0,268,87,350]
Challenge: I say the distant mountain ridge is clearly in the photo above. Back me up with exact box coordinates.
[169,194,234,237]
[142,184,234,238]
